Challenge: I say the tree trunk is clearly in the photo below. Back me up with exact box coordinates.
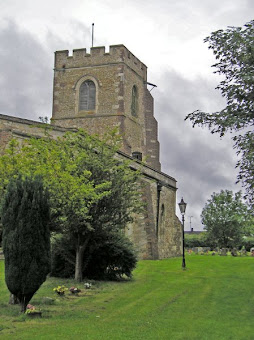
[20,294,33,313]
[9,293,19,305]
[75,246,84,282]
[20,298,27,313]
[74,236,91,282]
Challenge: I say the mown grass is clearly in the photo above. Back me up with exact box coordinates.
[0,255,254,339]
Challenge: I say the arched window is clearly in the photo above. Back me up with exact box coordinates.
[131,85,138,116]
[79,80,96,111]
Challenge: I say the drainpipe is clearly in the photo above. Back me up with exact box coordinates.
[156,182,162,237]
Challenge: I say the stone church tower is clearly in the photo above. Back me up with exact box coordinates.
[0,44,182,259]
[52,45,161,171]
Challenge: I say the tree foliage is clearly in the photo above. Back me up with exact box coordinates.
[185,20,254,207]
[51,230,137,280]
[184,232,210,248]
[2,176,51,312]
[201,190,253,248]
[0,129,142,281]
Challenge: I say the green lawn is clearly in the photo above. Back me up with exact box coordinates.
[0,255,254,339]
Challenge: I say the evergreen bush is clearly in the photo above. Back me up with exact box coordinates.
[2,176,51,312]
[50,235,75,278]
[51,232,137,280]
[85,232,138,280]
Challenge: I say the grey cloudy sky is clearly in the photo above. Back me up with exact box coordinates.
[0,0,252,229]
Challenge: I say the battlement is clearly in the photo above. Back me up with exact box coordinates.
[54,45,147,80]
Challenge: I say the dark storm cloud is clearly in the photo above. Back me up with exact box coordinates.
[153,70,241,229]
[0,21,52,120]
[0,20,92,121]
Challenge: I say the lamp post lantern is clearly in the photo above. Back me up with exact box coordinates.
[178,197,187,269]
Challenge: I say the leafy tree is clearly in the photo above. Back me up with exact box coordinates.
[241,236,254,251]
[185,20,254,207]
[201,190,252,248]
[0,129,142,281]
[2,176,50,312]
[184,232,210,248]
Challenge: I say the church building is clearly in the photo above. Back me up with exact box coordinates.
[0,45,182,259]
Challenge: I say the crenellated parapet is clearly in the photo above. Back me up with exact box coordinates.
[54,45,147,80]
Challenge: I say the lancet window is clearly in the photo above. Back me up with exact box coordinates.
[79,80,96,111]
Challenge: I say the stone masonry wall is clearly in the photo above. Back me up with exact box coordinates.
[54,45,147,80]
[0,114,182,260]
[125,175,182,259]
[52,45,161,171]
[144,91,161,171]
[157,185,182,258]
[0,129,12,154]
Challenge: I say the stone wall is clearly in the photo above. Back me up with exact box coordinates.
[52,45,161,171]
[54,45,147,80]
[0,114,182,259]
[0,114,67,147]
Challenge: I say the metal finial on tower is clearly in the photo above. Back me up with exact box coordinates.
[92,23,94,47]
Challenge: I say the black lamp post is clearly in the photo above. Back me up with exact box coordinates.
[178,197,187,269]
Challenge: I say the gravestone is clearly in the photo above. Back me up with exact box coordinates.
[220,248,227,256]
[241,249,247,256]
[231,248,238,257]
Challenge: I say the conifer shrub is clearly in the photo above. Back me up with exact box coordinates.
[50,234,75,278]
[51,232,137,280]
[85,232,138,280]
[2,176,51,312]
[0,223,2,246]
